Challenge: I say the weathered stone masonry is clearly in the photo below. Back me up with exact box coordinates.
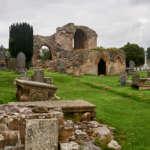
[32,23,126,75]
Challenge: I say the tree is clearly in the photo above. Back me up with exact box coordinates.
[121,42,144,67]
[9,22,33,64]
[38,47,51,60]
[147,47,150,61]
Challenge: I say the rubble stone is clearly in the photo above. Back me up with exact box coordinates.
[107,140,121,150]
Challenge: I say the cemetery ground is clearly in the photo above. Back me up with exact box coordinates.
[0,70,150,150]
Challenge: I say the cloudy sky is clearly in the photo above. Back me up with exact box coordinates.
[1,0,150,49]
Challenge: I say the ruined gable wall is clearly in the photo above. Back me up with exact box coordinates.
[54,23,97,50]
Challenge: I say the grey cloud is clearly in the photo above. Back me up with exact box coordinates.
[130,0,150,5]
[0,0,150,48]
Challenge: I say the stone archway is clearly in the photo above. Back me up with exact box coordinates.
[74,29,87,49]
[38,46,52,60]
[98,59,106,75]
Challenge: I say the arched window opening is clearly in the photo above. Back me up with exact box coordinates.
[98,59,106,75]
[38,46,52,60]
[73,29,87,49]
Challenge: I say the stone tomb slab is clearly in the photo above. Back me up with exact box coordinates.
[25,119,58,150]
[9,100,96,118]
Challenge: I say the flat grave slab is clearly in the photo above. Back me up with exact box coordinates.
[9,100,96,116]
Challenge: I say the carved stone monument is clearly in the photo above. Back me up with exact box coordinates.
[15,79,57,101]
[25,119,58,150]
[0,45,6,69]
[16,52,26,74]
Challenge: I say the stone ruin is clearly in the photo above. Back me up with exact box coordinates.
[0,45,7,70]
[32,23,126,76]
[0,100,121,150]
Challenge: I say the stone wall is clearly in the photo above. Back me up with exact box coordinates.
[33,49,126,76]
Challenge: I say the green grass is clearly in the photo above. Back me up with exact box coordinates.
[0,70,150,150]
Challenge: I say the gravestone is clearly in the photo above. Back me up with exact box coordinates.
[120,72,127,86]
[0,45,6,69]
[16,52,26,74]
[8,58,16,71]
[59,59,65,73]
[31,69,44,82]
[20,71,28,80]
[129,60,135,69]
[147,70,150,78]
[131,73,140,88]
[25,119,58,150]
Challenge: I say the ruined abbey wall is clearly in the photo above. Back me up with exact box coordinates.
[32,23,126,75]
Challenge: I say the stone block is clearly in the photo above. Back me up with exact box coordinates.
[60,141,80,150]
[25,119,58,150]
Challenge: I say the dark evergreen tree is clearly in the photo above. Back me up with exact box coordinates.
[9,22,33,63]
[121,42,144,67]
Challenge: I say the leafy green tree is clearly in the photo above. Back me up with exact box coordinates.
[38,47,51,60]
[147,47,150,60]
[9,22,33,63]
[121,42,144,67]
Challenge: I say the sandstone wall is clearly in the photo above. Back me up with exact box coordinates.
[54,23,97,50]
[33,49,126,76]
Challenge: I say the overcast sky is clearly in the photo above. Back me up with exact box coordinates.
[0,0,150,49]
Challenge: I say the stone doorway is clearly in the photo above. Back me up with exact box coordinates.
[98,59,106,75]
[74,29,87,49]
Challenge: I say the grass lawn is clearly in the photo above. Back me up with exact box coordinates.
[0,70,150,150]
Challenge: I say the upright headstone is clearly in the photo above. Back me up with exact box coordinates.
[120,72,127,86]
[8,58,16,71]
[0,45,6,69]
[129,60,135,71]
[59,59,65,73]
[25,119,58,150]
[16,52,26,74]
[147,70,150,78]
[131,73,140,88]
[31,69,44,82]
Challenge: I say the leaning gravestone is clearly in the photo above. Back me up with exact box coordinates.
[25,119,58,150]
[0,45,6,69]
[16,52,26,74]
[120,72,127,86]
